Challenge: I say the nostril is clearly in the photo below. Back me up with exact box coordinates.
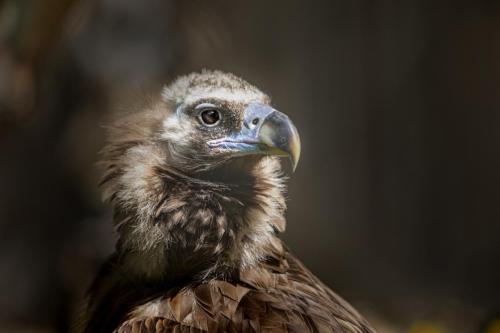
[252,118,259,125]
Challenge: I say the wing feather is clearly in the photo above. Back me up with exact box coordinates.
[119,247,376,333]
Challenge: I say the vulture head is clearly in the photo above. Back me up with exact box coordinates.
[101,70,301,280]
[160,71,300,173]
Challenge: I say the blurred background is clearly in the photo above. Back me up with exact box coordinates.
[0,0,499,332]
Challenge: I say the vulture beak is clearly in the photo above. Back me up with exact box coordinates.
[208,103,301,171]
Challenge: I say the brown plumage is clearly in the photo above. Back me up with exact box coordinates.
[79,70,376,333]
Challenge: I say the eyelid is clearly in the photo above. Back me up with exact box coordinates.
[195,102,217,110]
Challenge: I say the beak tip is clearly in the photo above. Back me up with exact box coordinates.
[290,149,300,173]
[289,127,301,172]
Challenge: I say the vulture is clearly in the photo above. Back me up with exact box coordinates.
[80,70,376,333]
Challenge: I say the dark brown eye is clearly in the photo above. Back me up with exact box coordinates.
[200,109,220,126]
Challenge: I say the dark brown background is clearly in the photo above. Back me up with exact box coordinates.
[0,0,499,332]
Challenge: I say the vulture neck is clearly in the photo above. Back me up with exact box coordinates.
[116,156,287,284]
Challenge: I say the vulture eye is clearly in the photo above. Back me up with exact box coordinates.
[200,109,221,126]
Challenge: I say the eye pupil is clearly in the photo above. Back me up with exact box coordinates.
[201,109,220,125]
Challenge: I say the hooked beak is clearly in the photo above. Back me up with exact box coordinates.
[207,103,301,171]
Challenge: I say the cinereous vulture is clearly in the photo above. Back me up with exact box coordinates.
[79,70,376,333]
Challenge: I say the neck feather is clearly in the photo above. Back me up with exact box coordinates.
[101,143,287,281]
